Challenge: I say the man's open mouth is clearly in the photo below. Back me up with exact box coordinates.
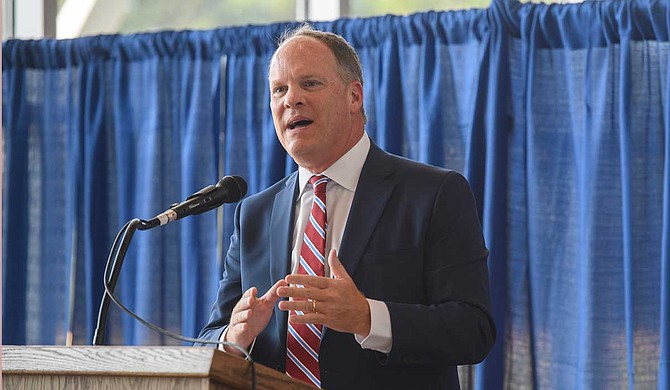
[288,120,313,130]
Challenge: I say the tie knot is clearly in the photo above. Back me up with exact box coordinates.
[310,175,329,195]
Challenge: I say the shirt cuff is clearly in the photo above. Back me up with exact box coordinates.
[219,326,256,358]
[354,299,392,353]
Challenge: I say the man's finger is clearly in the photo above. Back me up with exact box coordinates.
[243,287,257,298]
[277,285,327,301]
[285,301,316,314]
[288,313,325,325]
[261,279,288,301]
[284,274,330,288]
[234,287,257,312]
[278,299,319,313]
[327,249,351,280]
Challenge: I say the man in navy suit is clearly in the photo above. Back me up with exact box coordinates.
[198,25,495,389]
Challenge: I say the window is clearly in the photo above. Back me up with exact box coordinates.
[6,0,594,40]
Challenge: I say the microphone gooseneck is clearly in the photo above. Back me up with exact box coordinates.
[92,176,256,388]
[139,175,248,230]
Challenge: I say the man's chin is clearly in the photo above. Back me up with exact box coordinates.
[284,139,315,157]
[286,146,326,169]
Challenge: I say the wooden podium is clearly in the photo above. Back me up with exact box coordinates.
[2,346,313,390]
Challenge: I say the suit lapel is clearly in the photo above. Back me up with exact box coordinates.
[270,173,298,282]
[270,173,298,345]
[339,143,395,276]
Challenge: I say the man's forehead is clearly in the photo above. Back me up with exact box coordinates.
[274,37,331,62]
[278,35,324,53]
[269,37,335,79]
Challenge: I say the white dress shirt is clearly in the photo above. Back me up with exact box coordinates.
[292,133,391,353]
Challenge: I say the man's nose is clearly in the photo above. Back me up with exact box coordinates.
[284,87,304,108]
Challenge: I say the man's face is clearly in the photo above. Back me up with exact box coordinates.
[269,36,363,172]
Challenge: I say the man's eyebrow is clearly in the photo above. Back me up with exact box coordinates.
[299,74,325,80]
[268,73,326,85]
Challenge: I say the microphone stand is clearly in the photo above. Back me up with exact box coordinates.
[90,215,257,389]
[92,218,152,345]
[89,176,255,387]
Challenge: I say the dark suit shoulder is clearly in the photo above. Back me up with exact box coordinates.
[238,173,297,208]
[369,145,466,191]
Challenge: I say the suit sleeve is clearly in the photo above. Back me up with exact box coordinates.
[383,171,496,366]
[195,202,244,346]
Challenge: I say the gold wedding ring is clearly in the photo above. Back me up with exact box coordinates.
[311,300,317,313]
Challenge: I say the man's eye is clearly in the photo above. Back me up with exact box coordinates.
[304,80,320,87]
[273,87,287,94]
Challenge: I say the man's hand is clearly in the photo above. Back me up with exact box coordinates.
[224,279,287,356]
[277,249,371,336]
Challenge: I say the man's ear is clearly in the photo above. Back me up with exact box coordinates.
[349,81,364,114]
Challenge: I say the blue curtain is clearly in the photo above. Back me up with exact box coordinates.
[3,0,668,388]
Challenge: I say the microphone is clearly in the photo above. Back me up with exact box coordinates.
[141,175,247,229]
[93,175,247,346]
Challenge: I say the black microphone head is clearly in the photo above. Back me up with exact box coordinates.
[217,175,248,202]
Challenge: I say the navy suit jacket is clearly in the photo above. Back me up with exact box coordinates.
[198,142,495,389]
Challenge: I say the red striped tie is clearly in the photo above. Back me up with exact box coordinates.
[286,175,329,388]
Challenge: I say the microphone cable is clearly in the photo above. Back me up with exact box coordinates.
[97,218,257,390]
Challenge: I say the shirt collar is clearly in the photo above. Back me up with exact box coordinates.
[297,132,371,196]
